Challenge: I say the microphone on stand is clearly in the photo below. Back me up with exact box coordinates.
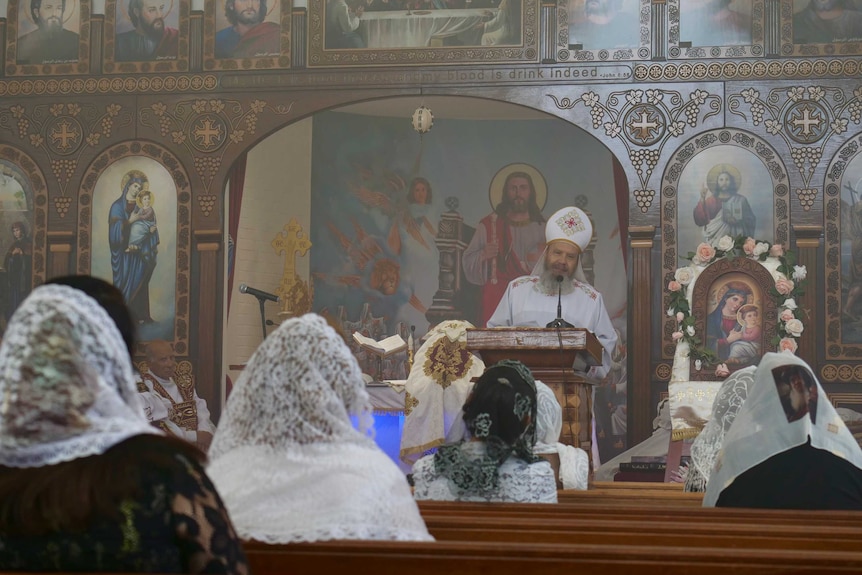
[240,283,279,341]
[546,275,574,329]
[239,283,280,303]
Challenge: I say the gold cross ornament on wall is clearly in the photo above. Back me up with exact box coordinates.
[271,218,314,318]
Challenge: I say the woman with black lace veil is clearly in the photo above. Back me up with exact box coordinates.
[0,282,248,573]
[705,352,862,509]
[207,313,432,543]
[412,360,557,503]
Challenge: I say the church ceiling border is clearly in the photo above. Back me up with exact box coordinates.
[659,127,792,361]
[1,58,862,96]
[0,144,48,289]
[0,74,219,97]
[634,59,862,83]
[75,141,192,355]
[823,132,862,362]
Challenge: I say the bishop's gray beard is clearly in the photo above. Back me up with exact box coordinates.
[538,268,576,296]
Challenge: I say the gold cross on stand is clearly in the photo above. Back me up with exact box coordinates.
[271,218,313,318]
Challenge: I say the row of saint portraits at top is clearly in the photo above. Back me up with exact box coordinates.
[12,0,281,66]
[9,0,862,66]
[571,0,862,50]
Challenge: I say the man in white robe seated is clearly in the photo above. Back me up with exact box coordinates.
[137,339,216,451]
[487,205,617,380]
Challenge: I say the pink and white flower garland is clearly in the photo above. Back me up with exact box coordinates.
[667,234,807,379]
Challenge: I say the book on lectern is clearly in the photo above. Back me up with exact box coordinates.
[352,332,408,358]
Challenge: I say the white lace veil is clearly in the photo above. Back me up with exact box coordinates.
[704,352,862,506]
[0,284,158,468]
[209,313,375,459]
[534,380,589,490]
[208,313,432,543]
[684,366,755,492]
[534,380,562,451]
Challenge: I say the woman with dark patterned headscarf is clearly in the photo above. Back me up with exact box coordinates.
[412,360,557,503]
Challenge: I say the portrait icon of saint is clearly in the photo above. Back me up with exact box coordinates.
[115,0,180,61]
[109,170,160,325]
[773,364,818,424]
[705,280,759,366]
[17,0,81,65]
[462,164,548,326]
[793,0,862,44]
[692,163,755,246]
[215,0,281,59]
[679,0,751,47]
[567,0,639,50]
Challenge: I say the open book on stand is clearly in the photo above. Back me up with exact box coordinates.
[352,332,408,358]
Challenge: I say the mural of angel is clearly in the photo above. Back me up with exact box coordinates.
[313,157,440,334]
[313,214,431,333]
[348,168,439,258]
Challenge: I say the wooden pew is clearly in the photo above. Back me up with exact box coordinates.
[418,498,862,527]
[557,488,705,505]
[244,483,862,574]
[422,513,862,550]
[244,539,862,574]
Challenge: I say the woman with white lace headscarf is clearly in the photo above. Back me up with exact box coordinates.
[208,313,432,543]
[412,360,557,503]
[705,352,862,509]
[684,366,755,493]
[534,380,589,490]
[0,281,248,573]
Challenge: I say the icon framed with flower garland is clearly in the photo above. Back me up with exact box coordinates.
[667,235,807,381]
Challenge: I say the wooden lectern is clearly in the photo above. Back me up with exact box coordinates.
[465,327,603,454]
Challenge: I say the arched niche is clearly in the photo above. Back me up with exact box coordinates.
[221,94,633,460]
[0,144,48,331]
[659,128,791,359]
[824,132,862,363]
[76,140,193,356]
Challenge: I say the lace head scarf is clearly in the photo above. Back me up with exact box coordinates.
[209,313,375,460]
[704,352,862,506]
[534,380,562,453]
[0,284,157,468]
[684,366,755,492]
[533,379,589,490]
[433,359,540,495]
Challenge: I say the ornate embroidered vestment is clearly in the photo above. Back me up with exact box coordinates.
[138,372,199,431]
